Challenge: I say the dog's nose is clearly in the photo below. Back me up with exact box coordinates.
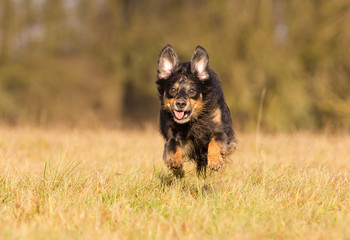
[176,98,187,109]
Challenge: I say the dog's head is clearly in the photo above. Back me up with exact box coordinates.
[156,45,210,124]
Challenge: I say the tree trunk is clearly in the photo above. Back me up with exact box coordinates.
[0,0,13,64]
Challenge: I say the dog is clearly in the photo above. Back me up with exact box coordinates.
[156,44,236,177]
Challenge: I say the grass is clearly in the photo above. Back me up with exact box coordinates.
[0,126,349,239]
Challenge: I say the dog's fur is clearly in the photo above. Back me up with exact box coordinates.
[156,45,236,176]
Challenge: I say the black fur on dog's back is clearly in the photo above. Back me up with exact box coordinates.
[156,45,236,176]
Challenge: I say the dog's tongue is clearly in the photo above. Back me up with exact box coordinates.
[174,110,184,120]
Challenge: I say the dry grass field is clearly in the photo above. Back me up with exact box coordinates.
[0,126,350,239]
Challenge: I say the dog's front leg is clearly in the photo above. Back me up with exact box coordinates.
[163,138,184,177]
[207,138,224,171]
[207,132,230,171]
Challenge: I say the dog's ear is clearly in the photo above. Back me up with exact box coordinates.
[190,46,209,80]
[157,44,179,79]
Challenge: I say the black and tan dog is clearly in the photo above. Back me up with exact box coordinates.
[156,45,236,176]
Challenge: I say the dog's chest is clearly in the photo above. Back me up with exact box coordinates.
[180,139,195,160]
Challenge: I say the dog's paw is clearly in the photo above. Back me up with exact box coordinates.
[166,151,183,171]
[172,168,184,178]
[207,153,224,171]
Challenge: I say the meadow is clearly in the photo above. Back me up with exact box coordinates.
[0,126,350,239]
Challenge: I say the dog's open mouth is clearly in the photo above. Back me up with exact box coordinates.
[173,110,192,121]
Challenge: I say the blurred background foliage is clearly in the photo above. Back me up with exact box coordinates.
[0,0,350,131]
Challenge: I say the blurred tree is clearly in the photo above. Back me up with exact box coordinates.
[0,0,13,64]
[42,0,66,53]
[0,0,349,130]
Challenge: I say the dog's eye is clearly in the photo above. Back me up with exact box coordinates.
[189,89,196,95]
[169,87,177,95]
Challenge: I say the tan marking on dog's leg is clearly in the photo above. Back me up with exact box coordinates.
[167,146,184,176]
[212,108,221,124]
[207,139,224,171]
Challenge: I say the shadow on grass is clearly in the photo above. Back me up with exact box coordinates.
[154,170,216,198]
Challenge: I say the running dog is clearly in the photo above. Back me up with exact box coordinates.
[156,45,236,176]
